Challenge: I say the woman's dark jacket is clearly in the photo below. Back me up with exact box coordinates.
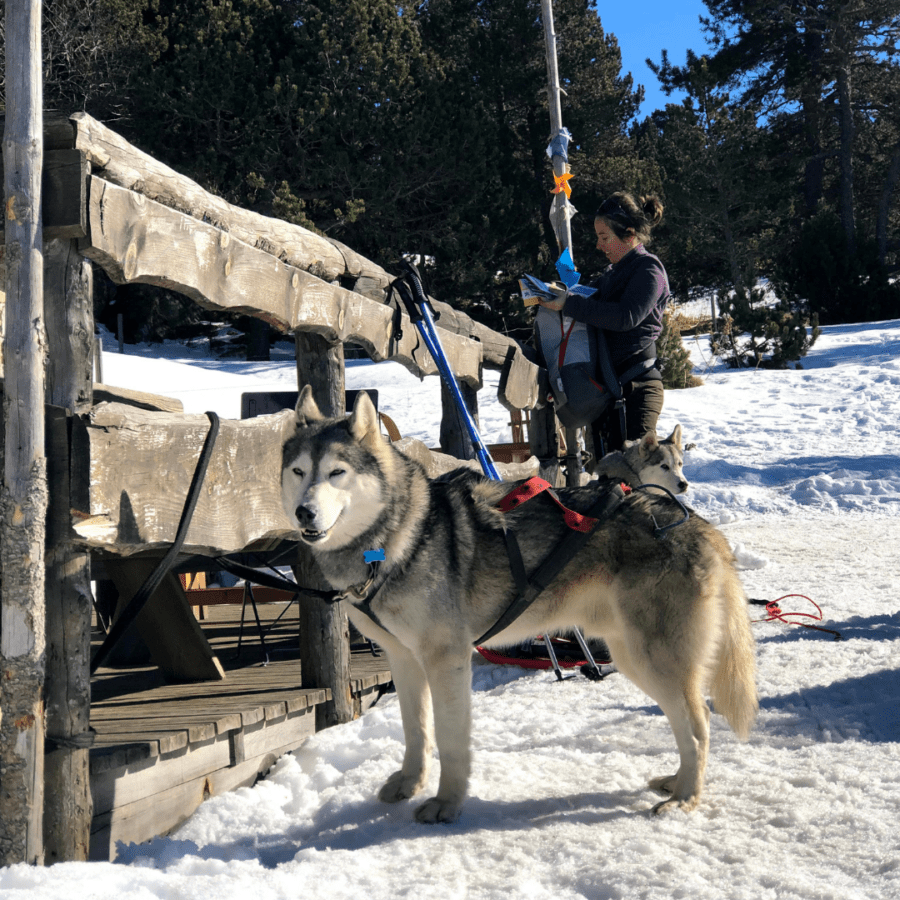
[562,245,670,381]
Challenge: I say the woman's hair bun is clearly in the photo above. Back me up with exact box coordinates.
[640,195,664,228]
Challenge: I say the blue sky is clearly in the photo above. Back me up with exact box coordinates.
[593,0,712,119]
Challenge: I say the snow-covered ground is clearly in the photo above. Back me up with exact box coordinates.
[2,320,898,900]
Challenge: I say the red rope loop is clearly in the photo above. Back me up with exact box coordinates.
[752,593,842,640]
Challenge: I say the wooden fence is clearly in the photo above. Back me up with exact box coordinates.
[0,112,558,862]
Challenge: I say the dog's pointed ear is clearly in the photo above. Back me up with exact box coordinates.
[667,424,683,449]
[348,391,380,444]
[295,385,323,425]
[638,431,659,459]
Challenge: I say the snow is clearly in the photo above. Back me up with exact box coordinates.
[2,320,898,900]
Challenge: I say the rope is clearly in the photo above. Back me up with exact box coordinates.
[750,593,843,641]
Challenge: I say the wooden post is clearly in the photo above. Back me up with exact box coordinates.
[439,378,480,460]
[42,239,93,862]
[1,0,47,865]
[293,332,354,728]
[529,405,562,487]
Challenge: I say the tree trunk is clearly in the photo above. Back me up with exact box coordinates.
[293,332,354,728]
[876,147,900,268]
[799,32,826,217]
[835,62,856,256]
[245,317,271,361]
[1,0,46,866]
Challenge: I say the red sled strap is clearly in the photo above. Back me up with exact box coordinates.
[497,476,629,533]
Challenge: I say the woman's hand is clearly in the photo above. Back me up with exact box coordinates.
[538,294,566,312]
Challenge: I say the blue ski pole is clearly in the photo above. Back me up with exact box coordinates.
[393,261,605,683]
[396,261,501,481]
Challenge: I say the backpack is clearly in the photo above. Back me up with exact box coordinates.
[534,305,621,429]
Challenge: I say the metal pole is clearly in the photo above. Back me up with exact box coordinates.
[540,0,583,487]
[541,0,573,256]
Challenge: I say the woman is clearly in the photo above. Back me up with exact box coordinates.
[539,191,671,454]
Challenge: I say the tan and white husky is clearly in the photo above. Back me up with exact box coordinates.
[281,388,757,823]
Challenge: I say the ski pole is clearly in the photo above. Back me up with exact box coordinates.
[396,263,575,681]
[396,261,501,481]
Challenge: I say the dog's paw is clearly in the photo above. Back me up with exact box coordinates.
[648,774,677,796]
[414,796,462,824]
[651,795,699,815]
[378,770,426,803]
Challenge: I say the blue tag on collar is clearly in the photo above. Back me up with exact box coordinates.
[364,549,386,564]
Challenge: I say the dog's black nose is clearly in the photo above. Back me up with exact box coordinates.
[295,505,314,526]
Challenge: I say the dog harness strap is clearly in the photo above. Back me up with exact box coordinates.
[497,476,599,533]
[502,528,531,599]
[476,482,629,647]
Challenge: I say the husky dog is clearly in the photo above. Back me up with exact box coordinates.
[282,388,757,823]
[594,426,689,494]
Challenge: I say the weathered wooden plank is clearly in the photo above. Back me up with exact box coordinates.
[72,403,298,556]
[68,112,545,402]
[70,114,538,374]
[93,717,215,745]
[90,743,159,774]
[90,705,244,735]
[92,383,184,414]
[71,111,354,282]
[88,712,317,860]
[82,177,484,388]
[91,730,231,816]
[92,728,188,756]
[392,436,540,481]
[74,403,540,559]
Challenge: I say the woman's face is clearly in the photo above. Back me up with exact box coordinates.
[595,218,638,264]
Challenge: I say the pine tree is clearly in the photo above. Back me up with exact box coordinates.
[637,52,779,300]
[709,286,821,368]
[657,309,702,389]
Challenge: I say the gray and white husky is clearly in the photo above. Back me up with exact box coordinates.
[281,388,757,823]
[594,425,689,494]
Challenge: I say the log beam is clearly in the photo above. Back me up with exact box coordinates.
[70,404,299,558]
[81,177,484,389]
[68,112,542,404]
[71,403,539,560]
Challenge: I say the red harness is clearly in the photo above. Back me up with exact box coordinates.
[497,476,630,532]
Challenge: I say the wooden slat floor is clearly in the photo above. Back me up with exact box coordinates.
[90,601,393,772]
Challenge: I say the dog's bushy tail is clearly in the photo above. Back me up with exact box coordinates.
[710,565,758,740]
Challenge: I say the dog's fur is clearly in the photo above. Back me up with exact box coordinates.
[282,388,757,823]
[593,425,689,494]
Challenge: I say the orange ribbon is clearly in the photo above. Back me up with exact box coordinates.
[551,172,573,198]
